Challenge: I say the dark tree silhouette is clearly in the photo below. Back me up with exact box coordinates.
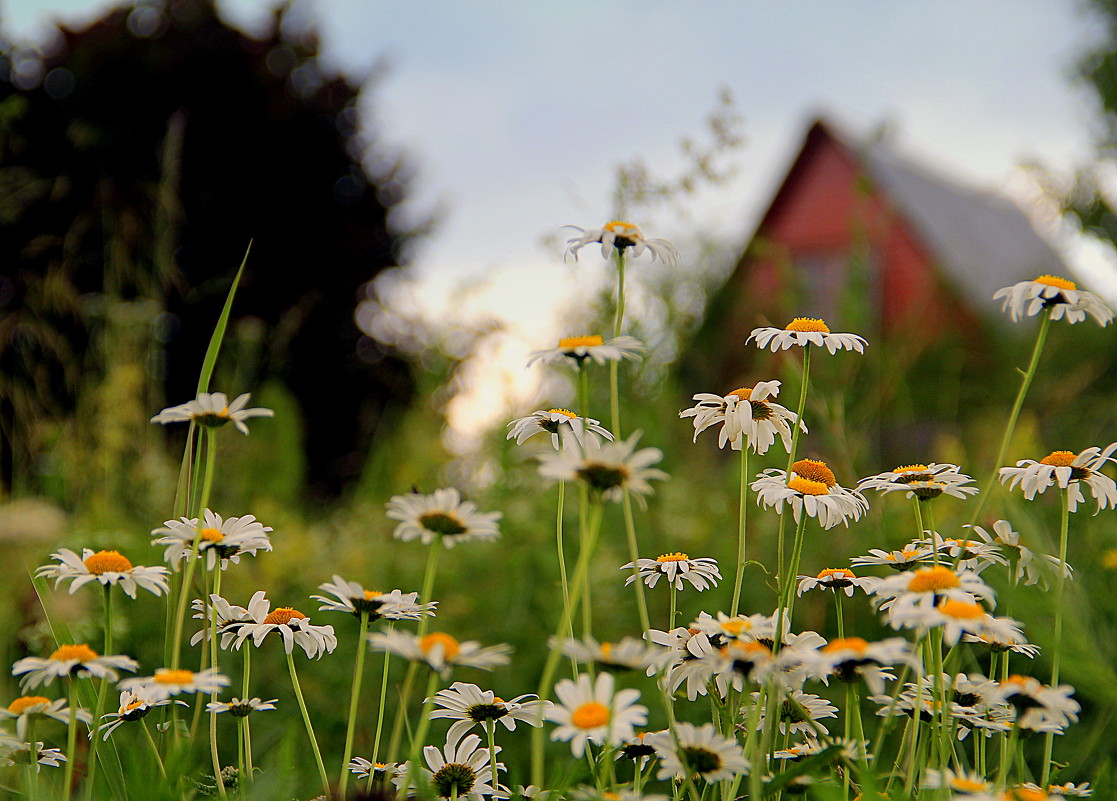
[0,0,419,501]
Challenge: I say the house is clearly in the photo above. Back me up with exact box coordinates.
[686,117,1069,393]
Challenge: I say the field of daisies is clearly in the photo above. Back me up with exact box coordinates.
[3,221,1117,801]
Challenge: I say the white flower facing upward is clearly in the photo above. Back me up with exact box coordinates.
[646,722,749,783]
[12,644,138,690]
[205,697,278,717]
[428,682,551,741]
[368,630,511,679]
[349,758,400,781]
[679,380,806,454]
[152,509,273,571]
[395,728,505,801]
[35,548,169,599]
[312,576,437,622]
[857,463,978,502]
[752,459,869,529]
[150,391,274,434]
[233,591,337,658]
[547,672,647,757]
[537,431,667,504]
[993,274,1114,325]
[999,444,1117,513]
[620,553,721,591]
[386,488,502,549]
[747,317,867,354]
[526,335,644,370]
[555,636,668,673]
[119,668,230,701]
[0,695,91,739]
[507,409,613,450]
[565,221,680,266]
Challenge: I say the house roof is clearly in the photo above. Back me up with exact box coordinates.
[824,119,1067,313]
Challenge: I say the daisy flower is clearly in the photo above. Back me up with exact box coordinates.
[849,543,934,572]
[993,274,1114,325]
[992,675,1080,731]
[888,597,1021,646]
[206,697,277,718]
[962,628,1041,658]
[999,444,1117,512]
[12,644,138,690]
[386,488,502,549]
[922,768,995,796]
[233,591,338,658]
[1046,782,1093,797]
[916,532,1008,572]
[646,722,749,783]
[652,628,721,701]
[152,509,273,571]
[349,757,400,781]
[35,548,169,599]
[796,567,878,597]
[564,221,679,265]
[556,636,667,673]
[190,594,253,649]
[150,391,274,434]
[97,690,187,740]
[537,431,667,504]
[368,630,511,679]
[690,610,779,644]
[119,667,230,701]
[395,728,506,801]
[621,552,721,591]
[526,334,644,369]
[312,576,437,621]
[0,741,66,770]
[429,682,551,741]
[547,672,647,757]
[0,696,90,739]
[872,565,996,613]
[967,520,1071,587]
[751,459,869,529]
[744,689,837,738]
[857,463,978,501]
[507,409,613,450]
[807,637,919,695]
[678,380,805,455]
[746,317,867,354]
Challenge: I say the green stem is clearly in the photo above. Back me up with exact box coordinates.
[63,679,77,801]
[486,722,499,794]
[621,490,651,632]
[556,481,574,643]
[339,611,370,800]
[242,645,254,780]
[775,512,809,649]
[731,445,750,617]
[785,344,812,475]
[609,249,627,437]
[84,586,114,800]
[286,650,331,800]
[141,720,167,779]
[1041,487,1071,789]
[209,568,226,799]
[531,501,605,786]
[170,429,217,672]
[971,308,1052,525]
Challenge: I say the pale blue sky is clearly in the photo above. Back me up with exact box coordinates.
[2,1,1109,433]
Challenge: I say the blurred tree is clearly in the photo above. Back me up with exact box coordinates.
[0,0,421,504]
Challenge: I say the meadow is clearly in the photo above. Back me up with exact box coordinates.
[1,224,1116,801]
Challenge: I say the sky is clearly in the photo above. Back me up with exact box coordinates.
[3,0,1112,441]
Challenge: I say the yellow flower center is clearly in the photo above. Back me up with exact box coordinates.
[604,221,640,237]
[198,527,224,543]
[823,637,868,655]
[50,644,97,662]
[785,317,830,333]
[788,477,830,496]
[7,696,50,715]
[724,641,771,659]
[728,387,752,399]
[571,701,610,729]
[885,549,921,562]
[720,619,748,636]
[894,464,929,473]
[1005,788,1047,801]
[792,459,837,487]
[263,608,307,625]
[83,550,133,575]
[938,599,985,620]
[419,632,461,661]
[1003,675,1032,689]
[908,566,962,593]
[656,552,689,563]
[558,335,604,349]
[362,590,383,601]
[600,642,613,659]
[1039,451,1077,467]
[1034,274,1076,291]
[123,699,145,713]
[154,669,195,685]
[819,568,855,580]
[547,408,577,418]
